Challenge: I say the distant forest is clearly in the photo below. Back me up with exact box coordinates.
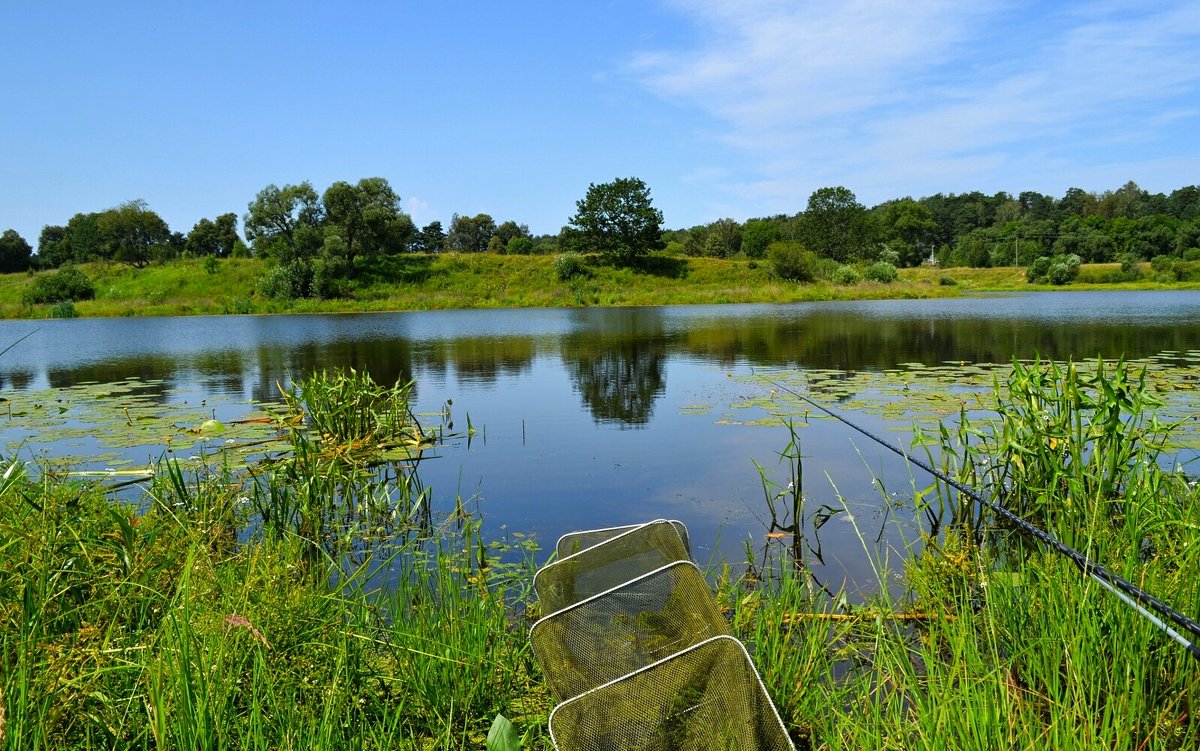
[2,178,1198,279]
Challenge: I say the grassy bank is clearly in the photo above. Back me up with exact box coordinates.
[2,255,1195,320]
[2,363,1198,749]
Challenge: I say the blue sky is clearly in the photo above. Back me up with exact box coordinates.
[3,1,1198,246]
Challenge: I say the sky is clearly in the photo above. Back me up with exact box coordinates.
[2,0,1198,247]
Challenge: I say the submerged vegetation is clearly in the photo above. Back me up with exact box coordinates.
[2,361,1199,748]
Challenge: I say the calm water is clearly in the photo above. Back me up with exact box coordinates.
[2,290,1198,593]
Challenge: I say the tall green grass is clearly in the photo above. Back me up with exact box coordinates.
[0,370,549,750]
[727,358,1200,749]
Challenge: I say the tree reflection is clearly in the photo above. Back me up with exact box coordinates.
[561,308,670,427]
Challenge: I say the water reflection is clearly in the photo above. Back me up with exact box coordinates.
[1,291,1198,591]
[561,308,670,426]
[4,292,1199,430]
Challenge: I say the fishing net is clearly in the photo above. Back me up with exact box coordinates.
[534,519,690,614]
[530,560,730,702]
[533,519,795,750]
[555,520,691,559]
[548,635,794,751]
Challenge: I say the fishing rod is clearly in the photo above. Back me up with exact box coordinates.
[763,375,1200,663]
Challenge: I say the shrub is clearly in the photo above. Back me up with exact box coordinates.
[203,255,220,275]
[1150,255,1179,280]
[1027,256,1052,283]
[48,301,78,318]
[311,254,348,299]
[813,257,841,280]
[258,260,314,300]
[1027,253,1080,285]
[766,242,817,281]
[831,264,862,285]
[554,252,587,281]
[1117,253,1143,281]
[1183,248,1200,262]
[506,237,534,255]
[938,275,958,286]
[23,266,95,305]
[865,261,898,283]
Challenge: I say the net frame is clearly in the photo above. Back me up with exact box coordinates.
[555,520,691,559]
[547,634,795,751]
[529,559,731,702]
[534,519,691,615]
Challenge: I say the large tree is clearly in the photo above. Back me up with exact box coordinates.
[447,213,496,253]
[567,177,664,264]
[415,221,445,253]
[185,212,240,257]
[321,177,408,271]
[0,229,33,273]
[97,200,171,267]
[244,182,323,259]
[800,186,875,263]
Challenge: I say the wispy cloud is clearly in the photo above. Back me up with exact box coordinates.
[632,0,1200,206]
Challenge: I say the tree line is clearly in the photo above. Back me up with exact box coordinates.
[3,177,1198,287]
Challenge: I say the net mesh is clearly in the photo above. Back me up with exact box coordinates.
[530,560,731,702]
[534,519,690,614]
[548,635,794,751]
[556,520,691,559]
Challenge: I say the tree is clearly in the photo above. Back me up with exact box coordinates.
[244,182,323,259]
[447,213,496,252]
[873,198,937,266]
[0,229,33,273]
[415,221,445,253]
[322,177,408,271]
[36,225,70,268]
[186,218,220,257]
[741,219,781,259]
[97,200,171,267]
[800,186,873,263]
[567,177,664,264]
[494,220,530,249]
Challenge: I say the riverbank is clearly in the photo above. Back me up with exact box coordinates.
[1,254,1195,319]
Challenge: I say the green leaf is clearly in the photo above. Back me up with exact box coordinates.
[486,714,521,751]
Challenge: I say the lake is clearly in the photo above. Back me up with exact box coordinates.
[2,289,1199,595]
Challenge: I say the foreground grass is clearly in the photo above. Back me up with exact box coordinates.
[3,255,1195,319]
[3,363,1198,749]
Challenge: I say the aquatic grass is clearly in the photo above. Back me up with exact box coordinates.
[726,356,1200,749]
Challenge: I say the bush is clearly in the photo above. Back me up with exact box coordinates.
[831,265,862,285]
[554,252,587,281]
[865,261,898,283]
[1117,253,1143,281]
[813,257,841,280]
[766,242,817,281]
[311,255,348,299]
[1027,253,1080,285]
[506,237,534,255]
[258,260,314,300]
[1027,256,1052,283]
[48,301,78,318]
[1150,255,1179,280]
[938,275,958,286]
[23,266,96,305]
[1183,248,1200,262]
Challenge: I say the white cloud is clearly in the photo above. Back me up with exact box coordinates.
[405,196,432,225]
[633,0,1200,206]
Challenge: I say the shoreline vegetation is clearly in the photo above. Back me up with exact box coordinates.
[1,254,1199,320]
[2,364,1198,749]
